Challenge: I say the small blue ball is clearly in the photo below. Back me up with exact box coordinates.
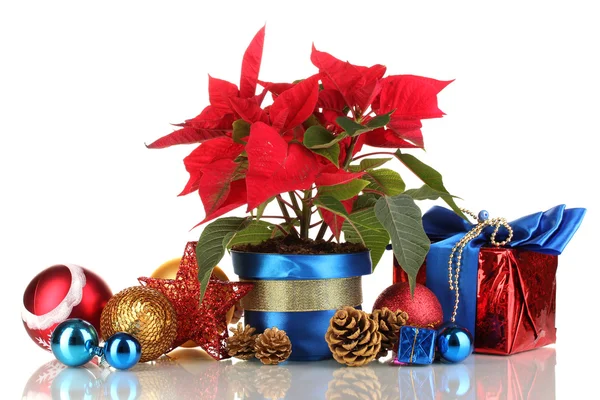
[436,324,474,363]
[51,319,99,367]
[478,210,489,221]
[104,333,142,370]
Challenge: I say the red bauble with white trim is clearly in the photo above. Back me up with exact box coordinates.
[22,264,112,351]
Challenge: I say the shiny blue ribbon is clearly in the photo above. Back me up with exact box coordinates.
[232,251,372,280]
[424,205,586,334]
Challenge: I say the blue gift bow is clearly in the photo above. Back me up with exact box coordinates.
[424,205,586,335]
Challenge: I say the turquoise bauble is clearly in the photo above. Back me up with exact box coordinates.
[50,319,98,367]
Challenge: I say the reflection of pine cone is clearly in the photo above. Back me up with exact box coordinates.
[225,362,257,399]
[255,327,292,365]
[255,366,292,400]
[326,368,382,400]
[370,307,409,358]
[326,307,381,367]
[227,323,257,360]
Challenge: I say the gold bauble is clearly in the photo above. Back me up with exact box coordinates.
[151,257,237,349]
[100,286,177,363]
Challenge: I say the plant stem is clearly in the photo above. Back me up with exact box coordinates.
[310,220,324,228]
[315,221,329,240]
[276,195,298,213]
[276,197,299,238]
[300,190,312,239]
[251,215,289,220]
[343,136,359,170]
[351,151,396,161]
[288,191,303,219]
[271,224,290,238]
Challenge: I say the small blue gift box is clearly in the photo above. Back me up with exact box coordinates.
[393,326,437,365]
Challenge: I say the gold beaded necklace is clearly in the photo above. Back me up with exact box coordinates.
[447,209,514,323]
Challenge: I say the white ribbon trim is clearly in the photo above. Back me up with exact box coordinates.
[21,264,87,330]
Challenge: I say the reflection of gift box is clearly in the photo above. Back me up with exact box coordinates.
[394,326,437,365]
[422,205,585,355]
[398,365,435,400]
[474,347,556,400]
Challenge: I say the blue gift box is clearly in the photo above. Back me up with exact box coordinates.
[394,326,437,365]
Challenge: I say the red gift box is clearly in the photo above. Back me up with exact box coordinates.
[393,247,558,355]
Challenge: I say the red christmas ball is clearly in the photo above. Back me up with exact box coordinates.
[373,282,443,328]
[21,264,113,351]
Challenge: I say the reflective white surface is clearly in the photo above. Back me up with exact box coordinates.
[22,347,555,399]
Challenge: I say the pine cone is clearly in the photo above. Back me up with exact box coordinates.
[255,365,292,400]
[370,307,409,358]
[255,327,292,365]
[326,368,382,400]
[326,307,382,367]
[226,323,257,360]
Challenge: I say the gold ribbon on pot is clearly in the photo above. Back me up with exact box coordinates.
[241,277,363,312]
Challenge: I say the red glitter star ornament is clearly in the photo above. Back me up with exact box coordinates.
[139,242,254,360]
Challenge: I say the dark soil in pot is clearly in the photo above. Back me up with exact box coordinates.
[231,236,367,255]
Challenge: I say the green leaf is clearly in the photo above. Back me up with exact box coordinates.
[318,179,370,200]
[365,111,392,129]
[316,196,389,270]
[314,196,350,217]
[335,117,365,136]
[349,157,392,172]
[395,151,466,219]
[363,168,406,196]
[311,144,340,167]
[303,114,321,129]
[303,126,347,149]
[255,197,274,219]
[353,193,379,210]
[224,220,275,249]
[196,217,250,302]
[404,185,461,201]
[374,195,430,294]
[342,207,390,270]
[232,119,251,144]
[336,112,392,137]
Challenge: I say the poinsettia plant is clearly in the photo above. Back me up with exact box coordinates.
[147,27,463,297]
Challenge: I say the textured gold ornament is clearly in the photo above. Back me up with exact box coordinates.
[100,286,177,362]
[226,323,258,360]
[370,307,409,359]
[325,307,381,367]
[255,327,292,365]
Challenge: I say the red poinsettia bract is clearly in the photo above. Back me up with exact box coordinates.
[147,26,451,226]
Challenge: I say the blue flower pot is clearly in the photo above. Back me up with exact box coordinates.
[232,251,372,361]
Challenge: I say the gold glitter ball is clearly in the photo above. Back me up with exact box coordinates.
[100,286,177,363]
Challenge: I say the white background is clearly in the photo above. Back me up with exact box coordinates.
[1,1,598,398]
